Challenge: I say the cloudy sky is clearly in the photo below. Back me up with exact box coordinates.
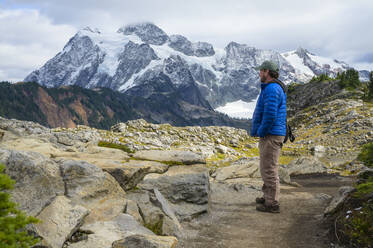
[0,0,372,81]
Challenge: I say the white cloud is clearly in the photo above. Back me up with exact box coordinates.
[0,8,76,81]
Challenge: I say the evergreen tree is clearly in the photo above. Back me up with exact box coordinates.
[0,164,39,248]
[339,69,361,89]
[369,71,373,99]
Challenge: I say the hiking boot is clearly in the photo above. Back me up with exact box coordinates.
[255,197,265,204]
[256,204,280,213]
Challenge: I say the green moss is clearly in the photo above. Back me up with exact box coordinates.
[340,175,373,246]
[357,142,373,168]
[129,157,184,166]
[206,153,232,168]
[279,156,296,165]
[171,141,182,147]
[353,178,373,198]
[206,153,226,163]
[343,201,373,247]
[98,140,134,153]
[144,218,163,235]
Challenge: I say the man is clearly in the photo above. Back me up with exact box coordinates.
[251,60,287,213]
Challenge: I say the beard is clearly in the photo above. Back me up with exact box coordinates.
[260,75,267,82]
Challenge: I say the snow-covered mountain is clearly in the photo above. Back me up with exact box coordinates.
[25,22,369,119]
[281,47,351,83]
[25,23,298,109]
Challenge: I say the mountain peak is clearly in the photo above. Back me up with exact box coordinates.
[81,26,101,34]
[117,22,169,45]
[295,47,310,57]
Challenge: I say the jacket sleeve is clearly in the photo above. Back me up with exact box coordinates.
[250,108,259,137]
[257,85,281,137]
[250,95,262,137]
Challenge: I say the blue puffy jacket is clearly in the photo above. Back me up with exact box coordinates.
[250,81,287,137]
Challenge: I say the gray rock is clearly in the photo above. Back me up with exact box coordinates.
[286,156,328,176]
[215,144,229,154]
[132,150,206,165]
[153,189,182,235]
[55,132,75,146]
[111,123,127,132]
[118,22,169,45]
[125,190,166,232]
[112,234,178,248]
[0,117,50,136]
[125,199,143,224]
[59,159,126,223]
[103,160,169,191]
[278,166,292,185]
[324,186,355,215]
[0,149,64,216]
[111,41,159,90]
[192,41,215,57]
[33,196,89,248]
[68,214,154,248]
[213,158,259,181]
[125,190,182,237]
[138,165,209,220]
[168,35,194,56]
[311,145,326,157]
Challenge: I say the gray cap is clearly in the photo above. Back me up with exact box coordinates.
[255,60,279,72]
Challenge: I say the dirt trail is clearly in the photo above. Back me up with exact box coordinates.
[177,175,353,248]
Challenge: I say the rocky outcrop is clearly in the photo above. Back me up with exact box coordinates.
[212,157,260,182]
[59,159,127,223]
[285,157,329,176]
[33,196,89,248]
[67,214,155,248]
[103,160,169,191]
[138,165,209,220]
[118,22,169,46]
[132,150,206,165]
[324,186,355,215]
[125,190,182,237]
[113,234,178,248]
[0,149,65,216]
[168,34,215,57]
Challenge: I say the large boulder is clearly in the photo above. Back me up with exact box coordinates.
[0,149,64,216]
[324,186,355,215]
[103,160,169,191]
[33,196,89,248]
[132,150,206,165]
[125,190,182,237]
[213,158,259,181]
[212,157,293,185]
[285,156,328,176]
[59,159,127,223]
[0,117,50,136]
[112,234,178,248]
[68,214,155,248]
[138,165,209,220]
[125,199,143,224]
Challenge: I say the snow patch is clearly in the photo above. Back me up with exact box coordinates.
[215,98,258,119]
[78,29,143,77]
[151,43,224,81]
[282,51,314,76]
[308,54,346,70]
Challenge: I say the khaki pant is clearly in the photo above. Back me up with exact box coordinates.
[259,135,284,207]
